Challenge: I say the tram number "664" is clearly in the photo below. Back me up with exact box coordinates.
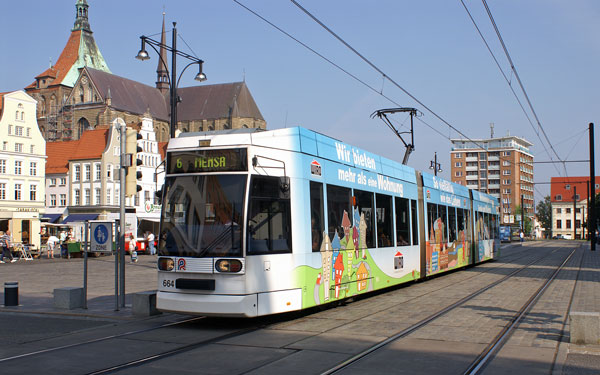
[163,280,175,288]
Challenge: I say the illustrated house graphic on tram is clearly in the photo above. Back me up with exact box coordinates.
[356,262,369,292]
[334,252,345,298]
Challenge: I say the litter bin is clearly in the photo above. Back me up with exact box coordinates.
[4,282,18,306]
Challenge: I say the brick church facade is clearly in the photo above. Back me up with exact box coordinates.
[25,0,266,143]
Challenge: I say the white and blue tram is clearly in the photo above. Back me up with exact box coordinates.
[156,127,500,317]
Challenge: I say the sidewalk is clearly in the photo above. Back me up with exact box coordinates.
[0,254,157,320]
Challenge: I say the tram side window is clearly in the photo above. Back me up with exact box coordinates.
[485,213,491,240]
[411,199,419,246]
[327,185,352,241]
[310,181,324,252]
[477,212,485,241]
[457,208,465,243]
[448,207,457,243]
[395,197,411,246]
[440,205,448,244]
[354,189,374,248]
[427,203,437,243]
[376,194,393,247]
[247,176,292,255]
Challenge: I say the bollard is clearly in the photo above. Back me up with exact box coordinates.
[4,281,18,306]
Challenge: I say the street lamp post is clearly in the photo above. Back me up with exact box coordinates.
[429,152,442,176]
[136,22,206,138]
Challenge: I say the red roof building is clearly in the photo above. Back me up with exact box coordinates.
[550,176,600,239]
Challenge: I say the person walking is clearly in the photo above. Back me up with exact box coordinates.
[147,231,156,255]
[520,230,524,244]
[129,235,138,263]
[0,230,16,263]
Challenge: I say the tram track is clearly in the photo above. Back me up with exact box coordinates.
[320,244,579,375]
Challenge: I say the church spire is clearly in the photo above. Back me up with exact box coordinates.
[73,0,91,32]
[156,12,170,94]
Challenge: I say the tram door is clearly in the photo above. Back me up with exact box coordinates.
[21,220,30,244]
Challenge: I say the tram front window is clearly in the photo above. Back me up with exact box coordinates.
[159,175,246,257]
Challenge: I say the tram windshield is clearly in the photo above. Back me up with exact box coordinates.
[159,175,246,257]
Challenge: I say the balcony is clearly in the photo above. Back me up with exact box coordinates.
[466,156,478,162]
[488,155,499,161]
[488,183,500,189]
[466,165,478,172]
[466,174,478,180]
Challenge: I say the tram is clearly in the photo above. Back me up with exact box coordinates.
[156,127,500,317]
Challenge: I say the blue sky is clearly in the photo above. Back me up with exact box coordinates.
[1,0,598,202]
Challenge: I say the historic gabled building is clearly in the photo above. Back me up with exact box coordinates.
[0,91,46,248]
[25,0,111,142]
[24,1,266,143]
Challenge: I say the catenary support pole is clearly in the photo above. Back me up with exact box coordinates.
[590,123,596,251]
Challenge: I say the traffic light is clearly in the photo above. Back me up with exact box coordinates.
[125,128,143,197]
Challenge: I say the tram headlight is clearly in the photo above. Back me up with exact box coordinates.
[215,259,243,273]
[158,257,175,271]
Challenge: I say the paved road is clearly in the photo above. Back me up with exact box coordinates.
[0,242,599,374]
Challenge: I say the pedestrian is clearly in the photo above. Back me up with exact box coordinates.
[0,230,16,263]
[47,235,60,259]
[60,230,68,258]
[129,235,138,263]
[520,230,524,243]
[147,231,155,255]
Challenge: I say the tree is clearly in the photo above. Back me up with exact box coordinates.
[536,196,552,238]
[514,205,532,235]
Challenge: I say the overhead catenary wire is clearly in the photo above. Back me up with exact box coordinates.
[459,0,562,177]
[235,0,542,203]
[480,0,566,176]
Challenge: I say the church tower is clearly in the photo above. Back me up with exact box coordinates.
[156,13,170,95]
[26,0,111,141]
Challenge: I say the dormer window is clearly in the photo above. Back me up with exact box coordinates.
[555,195,562,201]
[565,184,570,190]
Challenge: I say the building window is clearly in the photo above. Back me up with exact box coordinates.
[455,171,462,177]
[455,153,462,159]
[50,178,57,186]
[107,164,112,180]
[95,163,101,181]
[555,195,562,201]
[50,194,57,207]
[556,208,561,214]
[556,219,561,229]
[106,189,111,205]
[566,219,571,229]
[502,170,511,175]
[84,164,91,181]
[566,208,571,214]
[95,188,101,205]
[84,189,90,205]
[574,194,580,201]
[30,145,34,154]
[74,189,80,205]
[15,126,23,136]
[14,184,21,200]
[60,177,66,186]
[565,184,570,190]
[455,162,462,168]
[502,160,510,166]
[30,162,36,176]
[0,160,5,174]
[15,160,22,175]
[0,183,5,200]
[15,143,23,152]
[502,151,511,156]
[26,128,30,137]
[30,185,36,201]
[144,190,150,204]
[74,165,81,181]
[60,194,67,206]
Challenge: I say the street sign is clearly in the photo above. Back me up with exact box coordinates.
[90,222,113,253]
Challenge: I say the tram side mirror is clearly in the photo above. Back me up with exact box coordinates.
[155,189,163,201]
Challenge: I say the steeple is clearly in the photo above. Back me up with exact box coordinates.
[73,0,91,32]
[156,12,170,94]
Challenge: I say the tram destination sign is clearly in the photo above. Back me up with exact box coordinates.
[168,148,248,174]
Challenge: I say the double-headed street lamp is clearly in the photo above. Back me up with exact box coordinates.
[429,152,442,176]
[136,22,206,138]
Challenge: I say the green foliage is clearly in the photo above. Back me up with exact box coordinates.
[514,205,533,234]
[536,196,552,237]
